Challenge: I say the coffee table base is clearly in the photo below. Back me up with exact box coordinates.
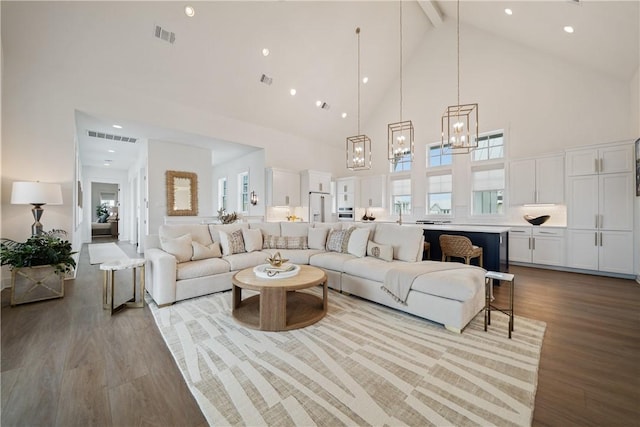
[232,285,327,331]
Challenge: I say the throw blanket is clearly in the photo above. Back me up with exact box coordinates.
[382,261,480,304]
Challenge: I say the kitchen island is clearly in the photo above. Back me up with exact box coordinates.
[417,224,510,272]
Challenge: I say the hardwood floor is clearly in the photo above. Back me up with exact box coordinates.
[2,242,639,426]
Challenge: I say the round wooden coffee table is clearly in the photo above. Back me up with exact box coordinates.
[231,265,328,331]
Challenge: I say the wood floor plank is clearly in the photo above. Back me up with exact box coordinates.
[2,240,639,427]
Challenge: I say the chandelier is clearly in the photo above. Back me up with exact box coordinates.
[441,0,478,155]
[388,1,414,166]
[346,27,371,171]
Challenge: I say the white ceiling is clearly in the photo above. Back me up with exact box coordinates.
[3,1,637,171]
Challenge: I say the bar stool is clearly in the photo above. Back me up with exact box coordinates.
[484,271,515,338]
[439,234,483,267]
[423,242,431,260]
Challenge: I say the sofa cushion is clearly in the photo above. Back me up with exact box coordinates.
[242,228,263,252]
[410,264,485,302]
[373,224,423,262]
[366,240,393,262]
[313,222,343,230]
[249,222,281,237]
[347,228,370,257]
[224,251,271,271]
[262,248,324,265]
[208,223,249,243]
[160,233,193,263]
[280,222,311,237]
[220,229,246,256]
[310,252,356,271]
[176,258,230,280]
[191,241,222,261]
[160,224,213,246]
[326,228,354,253]
[342,257,398,282]
[263,235,308,250]
[308,227,329,250]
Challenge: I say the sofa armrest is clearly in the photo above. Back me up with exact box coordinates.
[145,247,177,306]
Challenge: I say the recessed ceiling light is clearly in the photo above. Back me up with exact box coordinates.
[112,124,122,129]
[564,26,574,33]
[341,112,347,119]
[290,88,296,96]
[316,100,322,107]
[108,149,115,153]
[184,6,195,17]
[504,8,513,15]
[262,48,270,57]
[362,77,369,84]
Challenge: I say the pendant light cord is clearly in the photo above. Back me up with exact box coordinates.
[399,0,403,123]
[457,0,460,109]
[356,27,361,136]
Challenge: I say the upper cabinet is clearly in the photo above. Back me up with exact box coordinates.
[359,175,386,208]
[336,177,359,208]
[509,155,564,205]
[566,144,633,176]
[265,168,300,207]
[300,170,331,198]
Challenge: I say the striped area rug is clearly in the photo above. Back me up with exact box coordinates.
[149,288,545,426]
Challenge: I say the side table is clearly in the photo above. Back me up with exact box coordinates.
[484,271,515,338]
[100,258,146,315]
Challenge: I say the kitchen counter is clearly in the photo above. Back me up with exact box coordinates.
[418,224,510,233]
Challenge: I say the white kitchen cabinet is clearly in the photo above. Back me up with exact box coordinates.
[509,155,564,205]
[566,144,633,176]
[565,141,634,275]
[336,177,359,209]
[567,230,634,274]
[337,177,358,195]
[359,175,386,208]
[265,168,300,207]
[508,226,565,266]
[337,191,357,209]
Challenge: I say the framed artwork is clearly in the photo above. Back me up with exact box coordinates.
[636,138,640,197]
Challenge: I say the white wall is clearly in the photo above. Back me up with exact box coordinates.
[212,149,266,220]
[147,140,214,233]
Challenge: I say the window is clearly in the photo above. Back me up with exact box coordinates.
[390,178,411,214]
[238,172,249,213]
[427,143,452,168]
[426,174,452,215]
[217,177,227,211]
[472,132,504,162]
[471,167,504,215]
[390,153,412,173]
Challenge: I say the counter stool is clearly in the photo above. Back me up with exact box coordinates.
[439,234,483,267]
[423,242,431,260]
[484,271,515,338]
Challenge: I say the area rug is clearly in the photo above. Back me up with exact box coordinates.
[87,242,129,265]
[149,288,546,426]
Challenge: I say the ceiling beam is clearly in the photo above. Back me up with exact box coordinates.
[418,1,444,28]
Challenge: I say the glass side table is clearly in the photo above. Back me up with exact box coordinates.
[100,258,146,315]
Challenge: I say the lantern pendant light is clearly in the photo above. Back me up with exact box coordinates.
[346,27,372,171]
[441,0,479,155]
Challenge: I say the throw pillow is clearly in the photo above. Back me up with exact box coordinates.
[191,241,222,261]
[242,228,263,253]
[219,229,246,256]
[347,228,370,257]
[160,233,193,263]
[367,240,393,262]
[263,235,309,250]
[326,228,355,253]
[308,227,329,250]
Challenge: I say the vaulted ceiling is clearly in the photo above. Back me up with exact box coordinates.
[2,1,638,170]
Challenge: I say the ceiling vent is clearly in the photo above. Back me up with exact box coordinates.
[260,74,273,85]
[154,25,176,44]
[87,130,137,143]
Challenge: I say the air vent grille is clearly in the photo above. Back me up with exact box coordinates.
[154,25,176,44]
[87,130,137,143]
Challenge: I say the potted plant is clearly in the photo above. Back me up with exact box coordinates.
[96,203,109,221]
[1,230,76,305]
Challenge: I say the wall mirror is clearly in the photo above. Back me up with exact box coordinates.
[166,170,198,216]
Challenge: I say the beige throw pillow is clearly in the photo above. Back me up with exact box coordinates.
[160,233,193,263]
[242,228,263,252]
[191,241,222,261]
[347,228,370,257]
[367,240,393,262]
[308,227,329,250]
[219,229,246,256]
[326,228,354,253]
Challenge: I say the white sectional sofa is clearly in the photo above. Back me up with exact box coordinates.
[144,221,486,332]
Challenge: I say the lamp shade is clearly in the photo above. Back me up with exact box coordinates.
[11,181,63,205]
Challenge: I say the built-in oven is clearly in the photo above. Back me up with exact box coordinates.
[337,207,354,221]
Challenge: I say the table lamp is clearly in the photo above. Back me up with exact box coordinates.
[11,181,63,235]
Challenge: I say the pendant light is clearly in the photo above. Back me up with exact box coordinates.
[346,27,372,171]
[441,0,478,155]
[388,0,414,168]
